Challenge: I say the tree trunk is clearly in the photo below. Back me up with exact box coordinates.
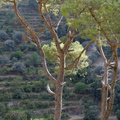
[54,83,63,120]
[100,64,108,120]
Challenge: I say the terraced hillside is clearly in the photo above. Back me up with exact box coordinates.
[0,1,119,120]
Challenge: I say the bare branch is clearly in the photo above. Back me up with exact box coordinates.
[9,0,57,84]
[87,6,112,46]
[63,29,77,53]
[47,84,55,96]
[43,1,52,26]
[38,0,62,54]
[67,40,95,70]
[54,16,63,31]
[61,82,66,86]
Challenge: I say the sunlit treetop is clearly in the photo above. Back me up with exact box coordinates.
[42,41,89,75]
[61,0,120,41]
[0,0,7,5]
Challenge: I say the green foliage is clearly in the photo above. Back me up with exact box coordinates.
[0,0,6,5]
[13,31,23,44]
[0,46,4,55]
[10,51,23,60]
[103,46,112,59]
[39,92,54,100]
[0,55,10,65]
[23,79,46,93]
[114,81,120,111]
[32,81,45,92]
[70,66,100,84]
[42,41,88,75]
[4,40,15,51]
[116,110,120,120]
[25,52,41,67]
[57,25,68,38]
[0,30,9,42]
[26,101,37,109]
[117,47,120,57]
[25,111,33,120]
[0,66,11,75]
[43,30,52,39]
[84,105,99,120]
[27,0,38,10]
[74,82,89,94]
[61,0,120,41]
[61,112,70,120]
[90,79,101,100]
[94,66,103,75]
[3,92,12,101]
[12,88,24,99]
[12,62,26,74]
[82,98,99,120]
[4,112,27,120]
[0,103,6,114]
[19,43,38,52]
[89,52,99,64]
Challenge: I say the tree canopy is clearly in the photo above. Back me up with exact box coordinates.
[61,0,120,41]
[43,41,88,75]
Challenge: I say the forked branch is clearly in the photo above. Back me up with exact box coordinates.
[7,0,57,84]
[67,40,95,70]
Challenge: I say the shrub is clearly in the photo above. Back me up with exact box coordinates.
[0,66,11,75]
[0,103,6,114]
[90,80,102,100]
[23,84,33,93]
[11,57,18,63]
[0,30,9,41]
[12,88,24,99]
[4,40,15,51]
[84,105,99,120]
[13,31,23,44]
[89,52,99,64]
[94,66,103,75]
[10,50,23,60]
[26,101,36,109]
[3,92,12,101]
[0,46,4,54]
[0,55,11,65]
[25,52,41,67]
[116,110,120,120]
[25,111,33,120]
[28,0,38,10]
[61,112,70,120]
[19,44,28,52]
[32,81,45,92]
[12,62,26,74]
[27,44,38,51]
[43,30,52,39]
[19,43,38,52]
[38,101,49,108]
[40,92,51,100]
[114,81,120,111]
[4,112,27,120]
[74,82,88,94]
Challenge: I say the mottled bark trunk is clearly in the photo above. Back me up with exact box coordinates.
[98,45,108,120]
[53,52,65,120]
[54,83,63,120]
[100,46,118,120]
[100,65,108,120]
